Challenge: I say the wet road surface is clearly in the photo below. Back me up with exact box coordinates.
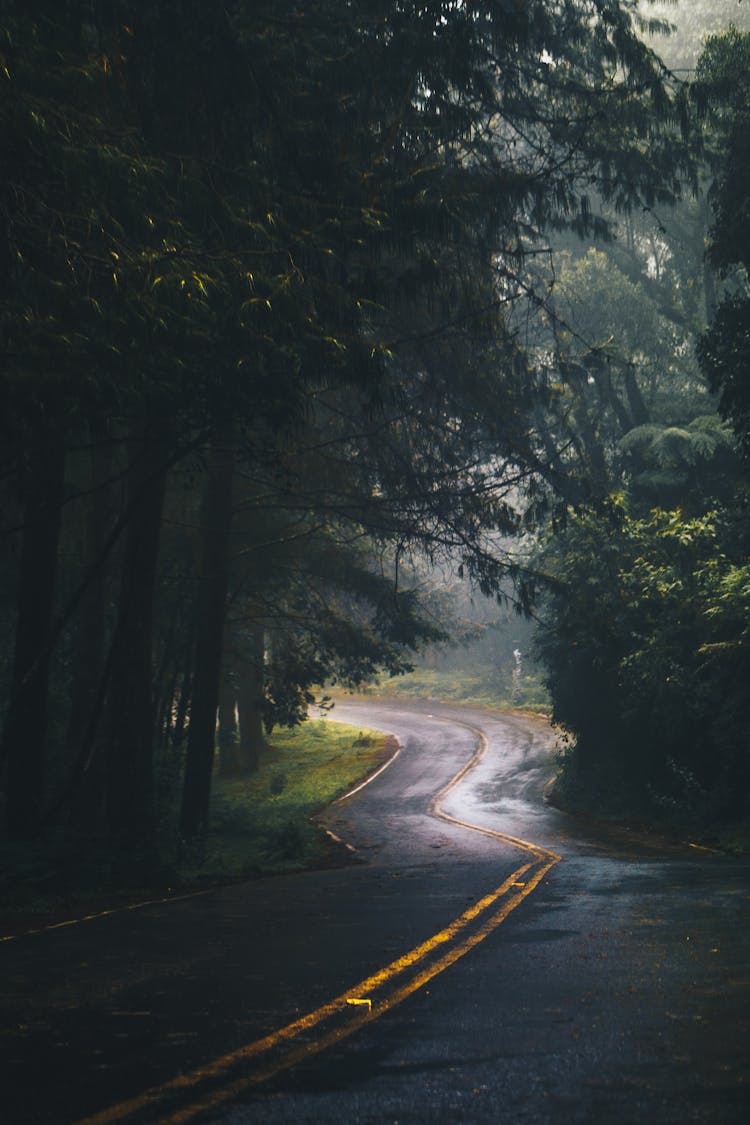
[2,700,748,1123]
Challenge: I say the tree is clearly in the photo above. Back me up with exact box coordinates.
[644,0,750,73]
[2,433,65,837]
[0,0,696,859]
[536,500,750,826]
[178,433,236,838]
[526,22,750,836]
[695,29,750,454]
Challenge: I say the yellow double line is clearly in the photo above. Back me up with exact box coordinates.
[77,719,560,1125]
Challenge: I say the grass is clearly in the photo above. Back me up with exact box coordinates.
[0,720,391,926]
[362,667,550,713]
[175,719,392,882]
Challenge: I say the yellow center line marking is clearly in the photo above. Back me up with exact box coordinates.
[75,715,561,1125]
[687,841,722,854]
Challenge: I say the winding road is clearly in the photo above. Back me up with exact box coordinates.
[2,700,749,1124]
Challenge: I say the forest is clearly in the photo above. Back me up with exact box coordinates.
[1,0,750,901]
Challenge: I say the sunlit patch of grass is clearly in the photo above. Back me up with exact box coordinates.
[363,668,549,713]
[175,720,391,882]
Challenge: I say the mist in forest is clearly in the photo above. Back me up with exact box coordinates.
[2,0,750,902]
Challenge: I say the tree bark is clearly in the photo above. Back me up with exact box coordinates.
[217,664,240,778]
[65,434,113,832]
[237,626,266,773]
[179,432,235,838]
[598,369,634,435]
[623,366,649,428]
[699,191,718,325]
[2,436,65,838]
[104,429,166,868]
[171,646,193,757]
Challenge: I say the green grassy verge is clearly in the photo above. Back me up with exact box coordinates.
[0,720,390,924]
[177,719,391,881]
[364,667,549,713]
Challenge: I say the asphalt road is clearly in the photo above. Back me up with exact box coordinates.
[2,700,749,1124]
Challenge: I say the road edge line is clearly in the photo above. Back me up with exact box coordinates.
[74,711,560,1125]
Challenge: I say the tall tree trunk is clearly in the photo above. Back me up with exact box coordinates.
[104,429,166,870]
[217,665,240,778]
[179,432,235,838]
[152,604,183,754]
[66,433,113,833]
[600,369,634,435]
[237,626,266,774]
[699,191,718,325]
[623,366,649,428]
[2,435,65,839]
[170,653,193,757]
[569,388,609,498]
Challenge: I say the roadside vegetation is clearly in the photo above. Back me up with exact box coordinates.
[528,17,750,846]
[366,668,548,713]
[3,1,750,893]
[176,720,390,881]
[367,634,549,714]
[0,721,389,921]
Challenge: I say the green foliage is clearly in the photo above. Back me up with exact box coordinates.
[554,248,666,362]
[0,0,710,863]
[0,720,389,914]
[536,499,750,829]
[529,25,750,840]
[369,666,549,712]
[645,0,750,72]
[694,29,750,453]
[619,414,741,508]
[542,247,711,497]
[182,720,391,878]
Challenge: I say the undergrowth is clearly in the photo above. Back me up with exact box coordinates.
[549,737,750,854]
[174,720,390,882]
[0,720,389,922]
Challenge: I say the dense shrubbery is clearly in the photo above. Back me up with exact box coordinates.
[531,25,750,840]
[2,1,693,881]
[537,501,750,829]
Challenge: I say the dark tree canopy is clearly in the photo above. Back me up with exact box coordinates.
[526,19,750,839]
[0,0,702,860]
[695,28,750,453]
